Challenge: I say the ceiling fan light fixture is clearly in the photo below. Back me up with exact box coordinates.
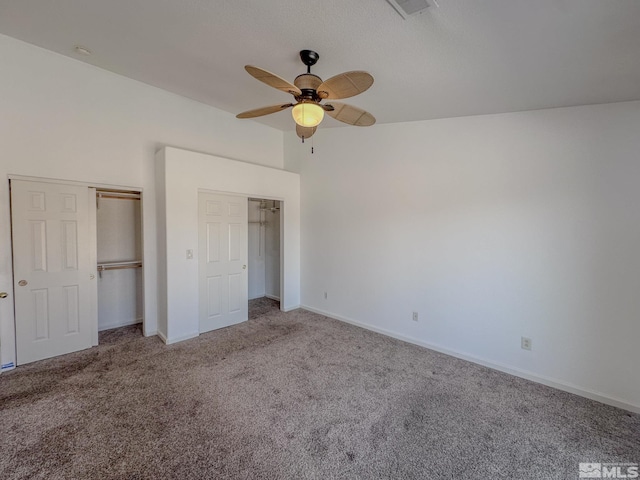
[292,102,324,128]
[236,50,375,136]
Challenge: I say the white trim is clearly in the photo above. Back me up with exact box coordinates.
[164,331,199,345]
[302,305,640,414]
[88,187,99,346]
[197,187,284,202]
[156,330,168,344]
[8,174,143,192]
[266,294,280,301]
[282,304,300,313]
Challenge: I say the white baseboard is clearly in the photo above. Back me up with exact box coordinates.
[156,330,168,344]
[282,304,300,313]
[98,318,143,332]
[250,294,281,301]
[302,305,640,414]
[164,331,199,345]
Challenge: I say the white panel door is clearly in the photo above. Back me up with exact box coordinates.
[198,192,248,333]
[11,180,97,364]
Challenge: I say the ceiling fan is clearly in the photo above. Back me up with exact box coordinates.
[236,50,376,140]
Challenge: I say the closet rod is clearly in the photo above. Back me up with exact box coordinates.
[97,261,143,271]
[97,261,142,278]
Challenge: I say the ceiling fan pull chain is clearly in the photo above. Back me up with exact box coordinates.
[311,136,314,154]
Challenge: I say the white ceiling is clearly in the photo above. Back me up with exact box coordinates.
[1,0,639,131]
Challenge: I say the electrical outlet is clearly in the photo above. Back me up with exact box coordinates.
[324,292,327,299]
[186,249,193,260]
[521,337,532,351]
[412,311,418,322]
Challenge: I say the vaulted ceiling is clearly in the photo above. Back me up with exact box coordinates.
[1,0,639,131]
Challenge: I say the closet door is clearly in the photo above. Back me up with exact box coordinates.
[11,180,97,364]
[198,192,248,333]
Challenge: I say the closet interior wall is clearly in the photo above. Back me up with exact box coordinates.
[248,199,281,302]
[96,191,143,331]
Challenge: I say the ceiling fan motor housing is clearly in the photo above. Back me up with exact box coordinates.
[294,73,322,101]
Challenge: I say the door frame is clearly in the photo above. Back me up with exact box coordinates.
[247,197,283,304]
[198,189,286,314]
[7,175,148,361]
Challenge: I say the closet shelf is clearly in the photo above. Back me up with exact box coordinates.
[97,191,141,200]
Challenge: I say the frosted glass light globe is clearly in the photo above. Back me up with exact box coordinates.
[292,103,324,127]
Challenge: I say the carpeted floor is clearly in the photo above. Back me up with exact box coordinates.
[248,296,281,320]
[1,298,638,479]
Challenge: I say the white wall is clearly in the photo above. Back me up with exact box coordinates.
[0,34,283,370]
[156,147,300,344]
[285,101,640,412]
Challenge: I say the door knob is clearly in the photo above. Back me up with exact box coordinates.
[0,292,7,298]
[90,274,95,280]
[18,280,28,287]
[242,265,247,270]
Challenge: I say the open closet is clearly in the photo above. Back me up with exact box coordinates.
[9,179,146,365]
[248,198,281,304]
[96,190,143,331]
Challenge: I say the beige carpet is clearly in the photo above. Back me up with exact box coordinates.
[1,298,638,479]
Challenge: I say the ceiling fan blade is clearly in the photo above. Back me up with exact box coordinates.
[296,124,317,140]
[245,66,302,96]
[324,102,376,126]
[316,71,374,99]
[236,103,293,119]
